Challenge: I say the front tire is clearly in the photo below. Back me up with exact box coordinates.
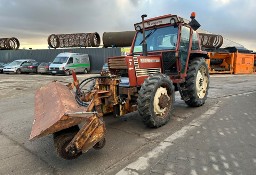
[179,57,209,107]
[53,126,82,160]
[65,70,71,76]
[137,74,175,128]
[93,138,106,150]
[16,68,21,74]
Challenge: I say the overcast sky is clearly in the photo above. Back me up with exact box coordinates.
[0,0,255,50]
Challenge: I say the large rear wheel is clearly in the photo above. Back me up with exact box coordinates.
[137,74,175,128]
[179,57,209,107]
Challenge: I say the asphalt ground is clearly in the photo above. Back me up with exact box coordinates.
[0,73,255,175]
[117,90,256,175]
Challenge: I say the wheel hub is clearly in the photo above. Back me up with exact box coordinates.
[154,87,171,116]
[158,94,169,109]
[196,66,208,99]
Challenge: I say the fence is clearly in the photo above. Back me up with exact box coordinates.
[0,48,121,73]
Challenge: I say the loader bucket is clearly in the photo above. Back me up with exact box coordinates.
[30,81,92,140]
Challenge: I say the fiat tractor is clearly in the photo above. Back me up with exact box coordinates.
[30,12,209,159]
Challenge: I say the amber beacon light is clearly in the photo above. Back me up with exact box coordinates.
[190,12,196,19]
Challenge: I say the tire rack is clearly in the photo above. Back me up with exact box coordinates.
[48,33,101,48]
[0,37,20,50]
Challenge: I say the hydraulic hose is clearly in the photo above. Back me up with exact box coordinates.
[75,76,112,107]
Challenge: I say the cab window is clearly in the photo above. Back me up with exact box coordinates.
[192,31,200,50]
[133,26,178,52]
[156,34,177,49]
[22,62,31,66]
[180,26,190,49]
[179,26,190,73]
[67,57,73,64]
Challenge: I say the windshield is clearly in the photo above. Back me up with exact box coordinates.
[8,60,23,66]
[52,57,68,64]
[133,26,178,53]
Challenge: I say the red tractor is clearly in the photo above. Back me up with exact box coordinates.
[30,12,209,159]
[107,12,209,126]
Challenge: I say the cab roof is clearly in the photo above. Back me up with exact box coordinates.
[134,14,185,31]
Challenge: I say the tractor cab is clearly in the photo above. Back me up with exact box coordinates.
[128,13,206,84]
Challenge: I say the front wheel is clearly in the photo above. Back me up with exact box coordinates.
[137,74,175,128]
[16,68,21,74]
[53,126,82,160]
[93,138,106,150]
[65,70,71,76]
[179,57,209,107]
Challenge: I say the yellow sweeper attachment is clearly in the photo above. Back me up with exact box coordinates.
[30,73,107,160]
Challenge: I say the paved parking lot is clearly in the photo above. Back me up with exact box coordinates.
[0,73,255,175]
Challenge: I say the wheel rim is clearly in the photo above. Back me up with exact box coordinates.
[153,86,171,117]
[196,65,208,99]
[65,70,70,75]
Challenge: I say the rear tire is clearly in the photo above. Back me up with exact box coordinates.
[53,125,82,160]
[179,57,209,107]
[137,74,175,128]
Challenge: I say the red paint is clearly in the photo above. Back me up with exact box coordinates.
[138,56,161,68]
[126,56,137,86]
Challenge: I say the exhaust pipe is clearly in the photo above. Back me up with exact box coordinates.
[141,14,148,56]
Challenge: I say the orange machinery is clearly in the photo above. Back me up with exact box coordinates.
[254,53,256,73]
[206,47,255,74]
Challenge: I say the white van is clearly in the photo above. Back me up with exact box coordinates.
[49,53,90,75]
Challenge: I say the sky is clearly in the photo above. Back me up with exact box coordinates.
[0,0,255,51]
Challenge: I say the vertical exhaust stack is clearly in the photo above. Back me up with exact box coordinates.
[141,14,148,56]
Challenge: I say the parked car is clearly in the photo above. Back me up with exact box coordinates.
[20,61,39,73]
[3,59,36,74]
[37,62,51,74]
[0,62,7,73]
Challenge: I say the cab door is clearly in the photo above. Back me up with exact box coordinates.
[66,57,73,71]
[20,61,31,73]
[179,26,191,74]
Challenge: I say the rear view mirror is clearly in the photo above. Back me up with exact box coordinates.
[189,18,201,31]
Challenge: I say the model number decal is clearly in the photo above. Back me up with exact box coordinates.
[129,59,133,66]
[140,59,160,63]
